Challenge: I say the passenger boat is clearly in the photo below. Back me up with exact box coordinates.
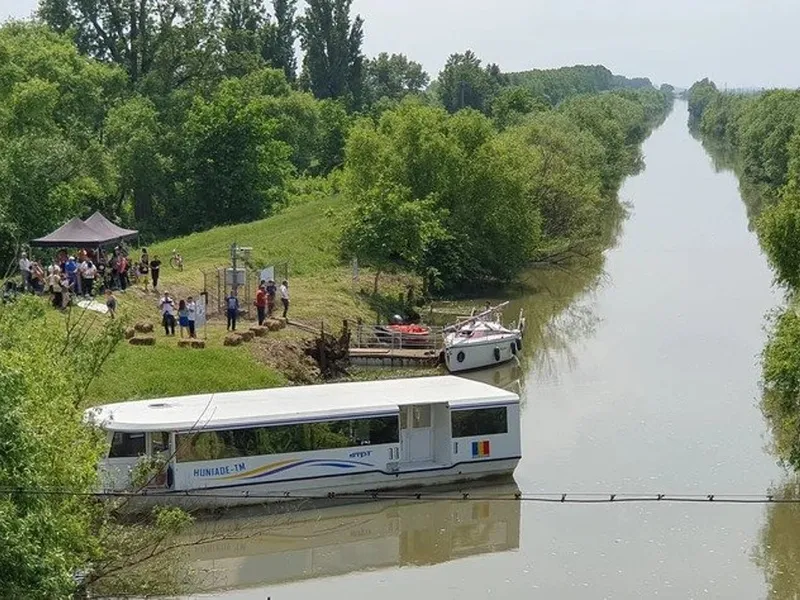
[86,376,521,511]
[443,303,525,373]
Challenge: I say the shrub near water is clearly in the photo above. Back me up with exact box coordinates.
[0,299,111,598]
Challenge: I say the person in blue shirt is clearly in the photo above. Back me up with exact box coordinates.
[225,290,240,331]
[64,256,78,293]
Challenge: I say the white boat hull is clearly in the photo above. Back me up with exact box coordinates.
[113,458,520,511]
[444,335,521,373]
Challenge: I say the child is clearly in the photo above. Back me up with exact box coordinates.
[178,299,190,338]
[105,289,117,318]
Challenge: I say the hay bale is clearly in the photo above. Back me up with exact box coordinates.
[124,327,136,340]
[265,319,284,331]
[129,336,155,346]
[134,321,154,334]
[239,331,254,342]
[191,340,206,349]
[250,326,268,337]
[223,334,242,347]
[177,340,193,348]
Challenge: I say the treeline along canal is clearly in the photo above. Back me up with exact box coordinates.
[185,102,799,599]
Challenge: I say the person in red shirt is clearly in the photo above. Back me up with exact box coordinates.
[255,282,267,326]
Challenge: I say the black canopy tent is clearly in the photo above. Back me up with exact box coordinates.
[30,214,138,248]
[84,212,138,243]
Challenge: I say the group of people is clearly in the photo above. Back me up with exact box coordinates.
[17,249,124,314]
[253,279,289,326]
[222,279,289,332]
[158,292,198,337]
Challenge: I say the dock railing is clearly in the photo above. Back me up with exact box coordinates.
[352,323,445,351]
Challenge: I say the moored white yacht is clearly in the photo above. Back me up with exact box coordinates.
[443,303,525,373]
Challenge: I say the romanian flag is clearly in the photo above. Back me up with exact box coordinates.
[472,440,490,458]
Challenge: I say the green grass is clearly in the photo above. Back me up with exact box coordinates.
[136,194,411,326]
[81,192,417,404]
[85,343,287,404]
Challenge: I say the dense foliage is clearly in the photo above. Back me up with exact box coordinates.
[0,298,199,597]
[342,89,672,292]
[688,80,800,471]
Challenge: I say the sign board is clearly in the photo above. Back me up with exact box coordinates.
[260,266,275,284]
[195,295,207,327]
[224,267,246,286]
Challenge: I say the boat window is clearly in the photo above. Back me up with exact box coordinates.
[150,432,170,455]
[451,407,508,438]
[108,432,146,458]
[175,416,399,462]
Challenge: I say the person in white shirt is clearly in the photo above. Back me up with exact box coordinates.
[19,253,31,292]
[186,296,197,338]
[280,280,290,319]
[81,260,97,297]
[159,292,176,336]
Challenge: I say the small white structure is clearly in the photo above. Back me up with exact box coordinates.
[443,303,524,373]
[86,377,521,510]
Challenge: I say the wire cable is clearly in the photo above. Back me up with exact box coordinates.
[0,487,798,505]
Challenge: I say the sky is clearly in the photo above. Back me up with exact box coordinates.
[2,0,798,89]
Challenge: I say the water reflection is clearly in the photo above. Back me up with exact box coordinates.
[753,479,800,600]
[181,484,520,592]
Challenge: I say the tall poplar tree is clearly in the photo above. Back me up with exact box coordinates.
[298,0,364,110]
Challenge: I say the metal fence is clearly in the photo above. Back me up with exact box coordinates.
[202,262,289,318]
[352,322,445,351]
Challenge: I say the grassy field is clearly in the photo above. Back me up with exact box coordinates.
[80,193,421,404]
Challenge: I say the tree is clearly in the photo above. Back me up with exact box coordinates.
[342,100,542,291]
[298,0,364,110]
[0,23,122,264]
[39,0,221,91]
[364,52,429,105]
[0,298,116,597]
[222,0,269,77]
[436,50,497,114]
[341,188,447,293]
[104,96,167,224]
[490,86,547,130]
[179,70,293,232]
[686,78,719,125]
[270,0,297,80]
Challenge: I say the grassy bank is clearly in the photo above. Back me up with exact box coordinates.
[82,193,420,404]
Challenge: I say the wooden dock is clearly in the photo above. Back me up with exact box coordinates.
[348,347,442,368]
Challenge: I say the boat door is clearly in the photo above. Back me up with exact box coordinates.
[400,405,433,463]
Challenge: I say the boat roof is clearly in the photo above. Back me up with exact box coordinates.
[86,376,519,433]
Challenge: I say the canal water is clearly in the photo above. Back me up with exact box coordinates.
[187,102,800,599]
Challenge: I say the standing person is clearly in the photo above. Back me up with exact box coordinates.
[82,259,97,297]
[266,279,277,317]
[49,268,62,309]
[178,299,190,338]
[280,280,290,319]
[139,250,150,291]
[105,289,117,318]
[225,290,239,332]
[255,283,267,326]
[159,292,176,336]
[60,271,72,308]
[150,255,162,292]
[186,296,197,339]
[30,261,45,295]
[65,256,78,294]
[18,252,32,292]
[118,253,129,292]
